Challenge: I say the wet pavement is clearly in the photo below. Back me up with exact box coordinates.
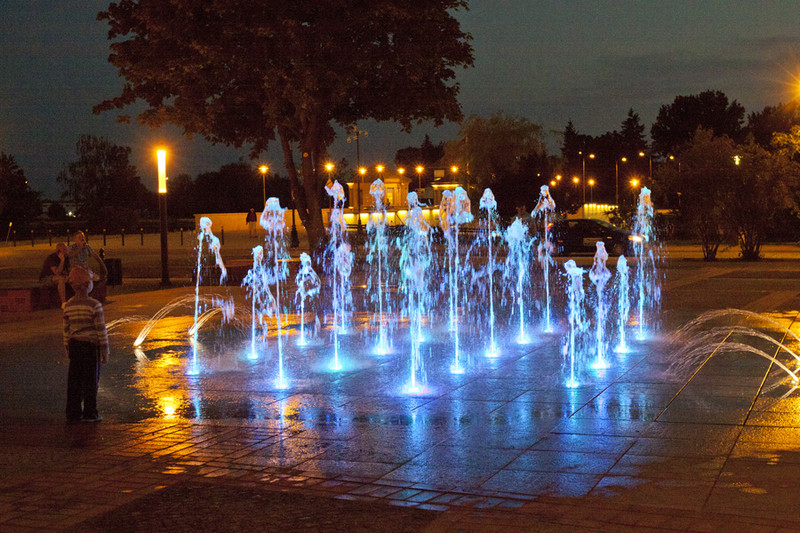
[4,256,800,531]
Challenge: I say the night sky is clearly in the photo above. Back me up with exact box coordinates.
[2,0,800,199]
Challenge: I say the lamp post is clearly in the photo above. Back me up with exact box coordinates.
[347,126,367,233]
[588,178,595,203]
[415,165,424,191]
[639,151,652,183]
[630,178,640,203]
[580,152,595,217]
[259,164,269,206]
[357,166,367,232]
[157,149,171,286]
[615,157,627,207]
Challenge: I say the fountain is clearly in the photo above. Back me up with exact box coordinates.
[503,217,532,345]
[366,178,392,355]
[614,255,631,353]
[324,180,352,371]
[194,217,227,336]
[588,241,611,369]
[532,185,556,332]
[632,186,661,339]
[241,245,275,360]
[259,197,290,388]
[294,252,320,347]
[443,186,473,374]
[399,191,433,393]
[474,188,500,357]
[563,259,587,387]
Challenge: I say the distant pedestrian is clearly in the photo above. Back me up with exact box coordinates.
[63,267,109,422]
[246,208,258,237]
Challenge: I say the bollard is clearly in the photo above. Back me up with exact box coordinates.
[180,227,184,246]
[121,228,125,246]
[103,228,107,246]
[221,227,224,246]
[140,227,144,246]
[30,229,34,247]
[48,229,52,246]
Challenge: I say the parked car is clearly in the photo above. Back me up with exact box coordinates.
[551,218,636,256]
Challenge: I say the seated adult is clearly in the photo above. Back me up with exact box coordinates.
[68,231,107,281]
[39,242,70,308]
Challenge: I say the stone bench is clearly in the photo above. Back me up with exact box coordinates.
[0,281,107,313]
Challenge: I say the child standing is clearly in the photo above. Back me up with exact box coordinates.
[63,267,109,422]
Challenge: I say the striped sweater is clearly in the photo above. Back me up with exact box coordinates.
[63,297,109,353]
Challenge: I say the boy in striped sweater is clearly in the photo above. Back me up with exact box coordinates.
[63,267,109,422]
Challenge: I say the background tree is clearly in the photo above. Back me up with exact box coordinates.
[659,128,735,260]
[0,153,41,230]
[57,135,152,231]
[722,140,797,260]
[394,135,445,188]
[443,111,547,205]
[96,0,474,250]
[651,90,745,158]
[746,103,800,150]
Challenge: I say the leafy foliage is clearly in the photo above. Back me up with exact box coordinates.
[95,0,474,249]
[0,153,41,228]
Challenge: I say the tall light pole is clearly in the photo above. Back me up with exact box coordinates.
[347,126,367,233]
[259,164,269,206]
[615,157,627,207]
[415,165,424,191]
[588,178,595,203]
[357,166,367,232]
[639,151,652,183]
[580,152,594,217]
[157,149,171,287]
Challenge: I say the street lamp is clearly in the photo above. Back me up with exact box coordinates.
[615,157,627,207]
[415,165,424,190]
[357,166,367,231]
[259,164,269,206]
[630,178,640,202]
[588,178,596,203]
[639,151,652,182]
[156,149,171,286]
[580,152,595,217]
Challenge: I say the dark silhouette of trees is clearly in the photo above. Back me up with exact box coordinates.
[57,135,152,231]
[651,90,745,157]
[95,1,474,249]
[746,103,800,150]
[394,135,445,188]
[0,152,41,229]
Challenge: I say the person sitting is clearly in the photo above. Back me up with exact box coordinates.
[39,242,70,308]
[68,231,107,281]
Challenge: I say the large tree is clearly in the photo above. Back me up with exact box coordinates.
[57,135,152,231]
[95,0,474,249]
[0,153,41,229]
[650,90,745,157]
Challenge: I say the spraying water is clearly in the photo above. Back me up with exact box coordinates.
[294,252,321,347]
[563,259,587,387]
[399,191,432,393]
[588,241,612,369]
[241,245,275,360]
[439,190,456,332]
[477,188,500,357]
[366,178,392,355]
[260,198,290,388]
[632,187,661,339]
[324,180,351,371]
[532,185,556,332]
[445,187,473,374]
[194,217,227,337]
[504,218,533,344]
[614,255,631,353]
